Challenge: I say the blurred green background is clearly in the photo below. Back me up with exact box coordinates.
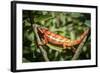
[23,10,91,62]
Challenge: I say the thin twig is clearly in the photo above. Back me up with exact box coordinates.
[33,24,49,61]
[72,28,90,60]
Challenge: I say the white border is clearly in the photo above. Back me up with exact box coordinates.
[16,3,96,70]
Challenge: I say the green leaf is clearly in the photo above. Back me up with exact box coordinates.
[24,19,31,26]
[71,13,81,18]
[46,44,63,52]
[24,31,35,41]
[85,20,91,27]
[34,15,53,23]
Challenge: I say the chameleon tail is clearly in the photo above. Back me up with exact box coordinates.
[71,28,90,46]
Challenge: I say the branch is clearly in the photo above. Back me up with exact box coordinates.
[72,28,90,60]
[33,24,49,61]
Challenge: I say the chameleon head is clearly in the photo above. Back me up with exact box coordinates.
[38,27,48,34]
[32,24,48,34]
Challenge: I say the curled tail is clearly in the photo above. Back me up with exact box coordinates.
[71,28,90,46]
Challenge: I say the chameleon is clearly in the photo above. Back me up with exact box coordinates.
[33,25,90,49]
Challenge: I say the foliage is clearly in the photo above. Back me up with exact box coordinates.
[23,10,91,62]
